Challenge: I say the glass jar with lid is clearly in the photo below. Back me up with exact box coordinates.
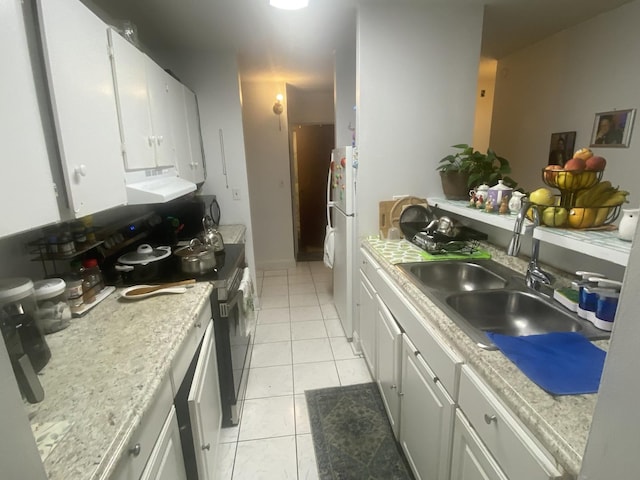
[34,278,71,334]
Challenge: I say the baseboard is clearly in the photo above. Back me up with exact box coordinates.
[351,331,363,355]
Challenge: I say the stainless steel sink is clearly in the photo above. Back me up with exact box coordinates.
[397,260,610,349]
[446,290,582,336]
[402,261,507,292]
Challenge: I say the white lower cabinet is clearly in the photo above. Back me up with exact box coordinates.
[451,410,508,480]
[359,269,377,376]
[375,296,402,438]
[140,406,187,480]
[188,320,223,480]
[400,334,455,480]
[112,378,183,480]
[457,366,563,480]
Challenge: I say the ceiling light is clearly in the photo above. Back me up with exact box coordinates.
[269,0,308,10]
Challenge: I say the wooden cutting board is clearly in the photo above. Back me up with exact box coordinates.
[379,196,428,238]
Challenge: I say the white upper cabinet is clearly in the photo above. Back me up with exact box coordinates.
[109,29,175,170]
[37,0,126,217]
[108,28,155,170]
[145,58,175,168]
[1,0,60,238]
[169,77,206,184]
[184,88,206,184]
[167,75,192,178]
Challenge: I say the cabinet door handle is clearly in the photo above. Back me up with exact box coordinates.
[202,443,211,451]
[156,135,164,145]
[148,136,155,147]
[74,164,87,178]
[128,443,141,456]
[484,414,498,425]
[390,384,397,390]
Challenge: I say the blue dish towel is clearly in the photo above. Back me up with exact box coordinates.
[486,332,606,395]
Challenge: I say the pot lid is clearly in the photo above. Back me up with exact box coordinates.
[118,244,171,265]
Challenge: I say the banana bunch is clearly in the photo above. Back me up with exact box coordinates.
[574,181,629,207]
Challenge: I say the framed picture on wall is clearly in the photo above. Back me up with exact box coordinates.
[590,109,636,148]
[548,131,576,166]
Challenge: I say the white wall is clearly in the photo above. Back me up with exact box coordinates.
[286,87,334,126]
[356,2,484,238]
[241,80,296,269]
[490,0,640,205]
[155,50,257,277]
[335,30,357,148]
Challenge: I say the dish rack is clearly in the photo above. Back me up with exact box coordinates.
[411,232,480,255]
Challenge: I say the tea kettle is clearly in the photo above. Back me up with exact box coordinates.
[202,215,225,252]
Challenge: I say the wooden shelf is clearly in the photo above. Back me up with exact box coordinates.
[427,197,631,267]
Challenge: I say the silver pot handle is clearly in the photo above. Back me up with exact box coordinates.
[115,264,134,272]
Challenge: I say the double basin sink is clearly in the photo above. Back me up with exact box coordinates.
[397,260,610,349]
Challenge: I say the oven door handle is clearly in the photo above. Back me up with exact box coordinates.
[220,289,242,318]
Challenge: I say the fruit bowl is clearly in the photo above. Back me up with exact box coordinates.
[541,168,603,191]
[527,203,622,229]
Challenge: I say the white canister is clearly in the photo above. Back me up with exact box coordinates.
[508,191,525,213]
[618,208,639,241]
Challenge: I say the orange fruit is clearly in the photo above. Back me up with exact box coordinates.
[568,208,596,228]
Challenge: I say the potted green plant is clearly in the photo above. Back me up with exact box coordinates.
[437,144,517,200]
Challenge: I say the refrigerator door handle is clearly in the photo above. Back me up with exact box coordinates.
[326,163,334,228]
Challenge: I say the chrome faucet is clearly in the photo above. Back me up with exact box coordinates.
[507,199,555,295]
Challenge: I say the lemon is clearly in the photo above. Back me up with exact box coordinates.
[529,188,555,206]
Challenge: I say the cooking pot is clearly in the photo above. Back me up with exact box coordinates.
[115,244,172,283]
[174,239,217,275]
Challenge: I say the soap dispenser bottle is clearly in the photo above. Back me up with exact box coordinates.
[574,271,606,320]
[591,279,623,331]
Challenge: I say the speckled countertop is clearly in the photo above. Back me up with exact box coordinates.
[25,224,245,479]
[363,238,607,478]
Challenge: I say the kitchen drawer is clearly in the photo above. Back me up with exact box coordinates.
[111,376,173,480]
[360,247,380,280]
[458,366,563,480]
[372,266,461,398]
[170,303,211,395]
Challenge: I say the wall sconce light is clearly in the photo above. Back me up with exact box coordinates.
[273,93,284,131]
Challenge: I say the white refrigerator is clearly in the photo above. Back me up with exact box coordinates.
[327,146,357,339]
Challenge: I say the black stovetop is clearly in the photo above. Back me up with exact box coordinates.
[109,243,245,288]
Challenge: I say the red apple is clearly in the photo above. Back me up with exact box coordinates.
[585,156,607,171]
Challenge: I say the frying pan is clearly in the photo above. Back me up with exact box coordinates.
[399,204,435,240]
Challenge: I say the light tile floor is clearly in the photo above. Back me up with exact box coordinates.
[215,261,372,479]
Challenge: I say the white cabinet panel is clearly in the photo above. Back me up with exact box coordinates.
[140,406,187,480]
[108,28,155,170]
[375,297,402,438]
[188,320,222,480]
[359,271,377,376]
[400,334,455,480]
[1,0,59,237]
[37,0,126,217]
[168,75,192,181]
[145,58,175,168]
[451,410,508,480]
[184,87,206,184]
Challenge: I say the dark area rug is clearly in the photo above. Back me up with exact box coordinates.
[306,383,414,480]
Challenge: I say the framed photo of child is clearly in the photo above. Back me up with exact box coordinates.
[590,109,635,148]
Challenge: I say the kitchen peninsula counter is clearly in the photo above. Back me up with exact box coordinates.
[24,223,246,479]
[362,238,605,477]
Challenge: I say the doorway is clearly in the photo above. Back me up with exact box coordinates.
[291,124,335,262]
